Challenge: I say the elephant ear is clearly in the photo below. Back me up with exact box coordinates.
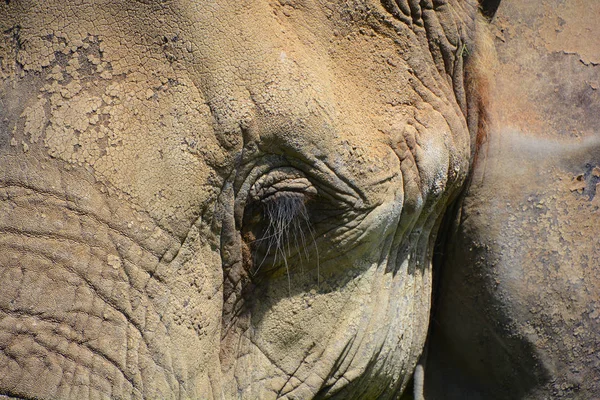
[479,0,501,18]
[425,0,600,398]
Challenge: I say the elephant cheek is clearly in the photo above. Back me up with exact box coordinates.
[0,154,225,399]
[218,187,438,399]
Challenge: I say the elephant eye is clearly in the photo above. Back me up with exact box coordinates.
[242,168,319,276]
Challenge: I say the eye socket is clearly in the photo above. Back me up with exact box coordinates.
[242,168,319,276]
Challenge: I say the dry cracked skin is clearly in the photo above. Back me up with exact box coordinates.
[2,0,599,399]
[0,0,485,398]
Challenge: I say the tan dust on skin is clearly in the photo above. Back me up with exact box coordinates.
[0,0,477,398]
[424,0,600,397]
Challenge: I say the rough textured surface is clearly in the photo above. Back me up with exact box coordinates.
[490,0,600,138]
[425,0,600,398]
[0,0,484,398]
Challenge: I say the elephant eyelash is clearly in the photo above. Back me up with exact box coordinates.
[250,193,320,291]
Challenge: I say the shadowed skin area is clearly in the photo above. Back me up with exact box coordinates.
[427,132,600,399]
[425,0,600,398]
[0,0,483,398]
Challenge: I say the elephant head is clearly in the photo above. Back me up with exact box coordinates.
[4,0,597,399]
[0,0,489,397]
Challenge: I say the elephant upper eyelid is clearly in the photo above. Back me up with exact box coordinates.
[253,178,317,202]
[249,168,317,201]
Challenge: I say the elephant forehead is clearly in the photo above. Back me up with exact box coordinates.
[1,0,472,236]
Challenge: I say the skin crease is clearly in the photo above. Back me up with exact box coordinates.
[0,0,481,399]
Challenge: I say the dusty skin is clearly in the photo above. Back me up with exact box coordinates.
[0,0,482,398]
[1,0,599,399]
[425,0,600,398]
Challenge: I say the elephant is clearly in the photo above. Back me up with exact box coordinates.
[0,0,598,399]
[424,0,600,398]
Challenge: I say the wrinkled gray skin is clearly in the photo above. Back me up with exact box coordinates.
[1,0,598,399]
[0,0,481,398]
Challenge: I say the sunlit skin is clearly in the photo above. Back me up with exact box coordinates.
[0,0,487,398]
